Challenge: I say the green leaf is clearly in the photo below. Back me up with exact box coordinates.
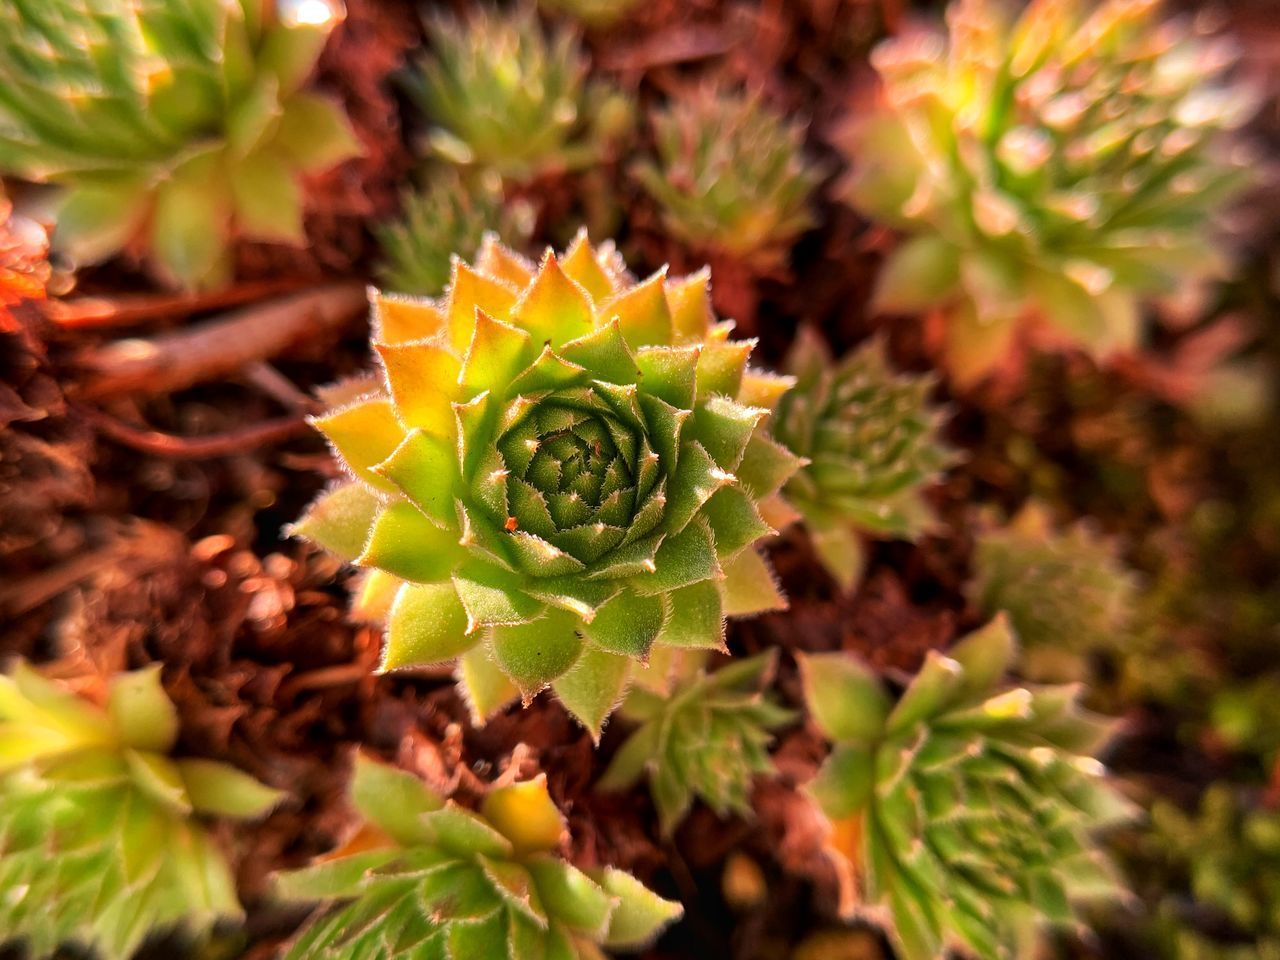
[457,645,521,725]
[633,518,720,596]
[635,345,699,409]
[149,151,233,289]
[123,749,191,815]
[513,253,595,347]
[375,340,461,437]
[446,910,509,957]
[491,609,584,698]
[595,721,660,792]
[948,615,1017,699]
[289,482,381,561]
[654,580,724,650]
[273,92,362,173]
[581,590,665,659]
[358,502,462,583]
[461,310,535,393]
[665,441,732,535]
[454,564,545,630]
[885,651,964,735]
[797,653,890,744]
[736,434,805,499]
[351,754,443,845]
[703,486,771,562]
[178,758,285,820]
[422,803,513,859]
[809,520,865,592]
[594,867,683,949]
[552,647,634,740]
[597,270,673,347]
[52,178,149,264]
[371,429,458,528]
[231,148,304,244]
[479,855,548,926]
[806,745,875,818]
[690,396,766,472]
[719,548,785,617]
[274,849,402,902]
[696,340,752,400]
[560,321,638,385]
[107,665,179,754]
[381,581,478,670]
[871,234,961,314]
[526,858,614,938]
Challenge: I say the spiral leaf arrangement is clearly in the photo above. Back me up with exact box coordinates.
[634,84,823,271]
[293,233,803,736]
[840,0,1256,384]
[772,330,956,590]
[0,0,360,289]
[0,662,284,958]
[971,501,1138,683]
[404,6,631,183]
[800,617,1133,960]
[598,648,796,835]
[276,755,682,960]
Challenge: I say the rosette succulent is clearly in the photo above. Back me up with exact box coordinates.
[971,502,1138,683]
[276,754,683,959]
[1146,786,1280,960]
[0,0,360,289]
[597,648,795,835]
[292,232,803,736]
[634,85,822,272]
[800,617,1133,960]
[404,7,631,183]
[0,661,284,958]
[772,330,956,590]
[376,171,533,297]
[841,0,1257,384]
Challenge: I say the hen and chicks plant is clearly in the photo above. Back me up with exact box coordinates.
[772,331,956,590]
[800,617,1132,960]
[841,0,1256,384]
[276,754,682,960]
[597,648,795,835]
[634,85,823,273]
[404,6,631,184]
[0,0,360,289]
[0,662,283,958]
[293,233,803,736]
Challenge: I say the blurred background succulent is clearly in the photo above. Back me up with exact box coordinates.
[772,330,956,590]
[597,649,795,835]
[293,234,802,736]
[375,169,534,297]
[800,617,1133,960]
[404,6,632,185]
[971,501,1138,684]
[276,754,682,959]
[634,84,822,274]
[0,662,283,959]
[0,0,360,290]
[1143,786,1280,959]
[839,0,1258,385]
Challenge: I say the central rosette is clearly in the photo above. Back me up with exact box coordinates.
[296,235,804,734]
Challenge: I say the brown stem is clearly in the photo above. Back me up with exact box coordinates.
[73,282,368,399]
[43,278,312,330]
[75,403,310,459]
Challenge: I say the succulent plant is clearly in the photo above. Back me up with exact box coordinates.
[970,502,1138,684]
[0,0,361,290]
[404,6,631,183]
[0,661,284,958]
[597,648,795,835]
[840,0,1257,384]
[634,85,822,272]
[376,171,534,297]
[276,754,683,959]
[771,330,956,590]
[1146,786,1280,960]
[799,617,1133,960]
[292,232,803,736]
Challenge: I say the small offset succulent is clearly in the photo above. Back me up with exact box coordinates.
[800,617,1133,960]
[840,0,1256,384]
[772,330,956,590]
[0,661,283,958]
[404,7,631,183]
[293,232,803,736]
[0,0,360,290]
[634,85,822,272]
[1147,786,1280,960]
[971,502,1138,684]
[597,648,795,835]
[376,171,533,297]
[276,754,682,959]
